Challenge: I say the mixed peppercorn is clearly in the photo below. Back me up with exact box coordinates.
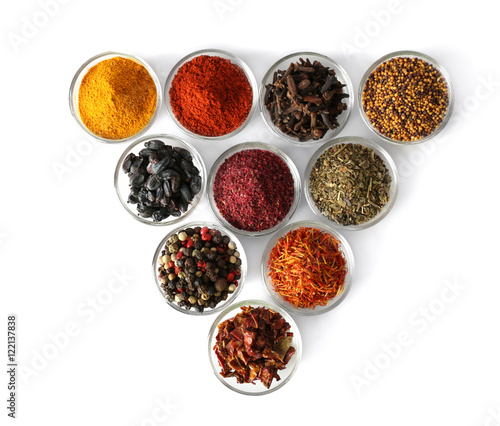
[157,226,242,312]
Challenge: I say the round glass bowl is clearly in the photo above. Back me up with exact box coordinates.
[261,221,354,316]
[152,222,247,316]
[69,51,162,143]
[208,299,302,395]
[259,51,353,146]
[304,136,398,231]
[114,134,206,226]
[207,142,301,237]
[164,49,258,140]
[358,50,454,145]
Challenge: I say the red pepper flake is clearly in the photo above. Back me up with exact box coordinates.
[213,149,295,232]
[267,227,347,309]
[213,306,296,389]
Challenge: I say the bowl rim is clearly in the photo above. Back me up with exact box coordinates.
[164,48,258,141]
[358,49,455,145]
[304,136,399,231]
[207,141,302,237]
[69,51,163,144]
[152,221,247,316]
[259,51,354,146]
[261,220,355,316]
[207,298,302,395]
[113,133,207,226]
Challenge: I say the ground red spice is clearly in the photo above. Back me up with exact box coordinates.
[169,55,253,137]
[213,149,295,232]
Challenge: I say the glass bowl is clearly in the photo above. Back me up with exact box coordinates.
[304,136,398,231]
[259,51,353,146]
[262,220,354,316]
[152,222,247,316]
[164,49,258,140]
[358,50,454,145]
[114,134,206,226]
[69,51,162,143]
[208,299,302,395]
[207,142,301,237]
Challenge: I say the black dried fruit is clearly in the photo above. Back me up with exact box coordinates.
[152,210,164,222]
[139,148,155,158]
[189,175,201,195]
[129,170,145,187]
[128,194,139,204]
[122,153,135,173]
[146,174,162,191]
[174,146,192,161]
[129,156,144,174]
[151,156,174,175]
[145,139,165,150]
[121,140,202,222]
[163,180,172,198]
[179,183,193,203]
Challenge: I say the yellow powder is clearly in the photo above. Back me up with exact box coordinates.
[78,57,157,140]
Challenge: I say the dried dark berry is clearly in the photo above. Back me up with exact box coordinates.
[122,153,135,173]
[129,170,145,187]
[129,156,144,174]
[145,139,166,150]
[121,140,202,222]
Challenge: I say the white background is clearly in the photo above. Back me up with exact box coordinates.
[1,0,500,424]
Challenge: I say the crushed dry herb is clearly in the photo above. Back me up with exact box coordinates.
[309,143,391,226]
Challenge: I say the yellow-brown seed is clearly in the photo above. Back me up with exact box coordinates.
[362,57,449,142]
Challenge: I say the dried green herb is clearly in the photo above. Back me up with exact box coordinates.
[309,143,391,226]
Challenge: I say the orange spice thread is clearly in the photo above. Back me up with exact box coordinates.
[78,57,157,140]
[268,227,347,309]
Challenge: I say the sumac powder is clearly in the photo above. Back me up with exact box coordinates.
[213,149,295,232]
[169,55,253,137]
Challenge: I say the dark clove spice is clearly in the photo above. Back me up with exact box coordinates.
[264,58,349,142]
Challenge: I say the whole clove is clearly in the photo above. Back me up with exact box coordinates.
[264,58,349,142]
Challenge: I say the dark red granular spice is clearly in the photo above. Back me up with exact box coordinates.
[169,55,253,137]
[213,149,295,232]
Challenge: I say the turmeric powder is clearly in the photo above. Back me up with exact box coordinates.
[78,56,157,140]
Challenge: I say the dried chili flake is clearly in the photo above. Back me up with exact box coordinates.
[213,149,294,232]
[213,306,296,389]
[267,227,347,309]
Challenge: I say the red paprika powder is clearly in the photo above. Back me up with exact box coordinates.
[169,55,253,137]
